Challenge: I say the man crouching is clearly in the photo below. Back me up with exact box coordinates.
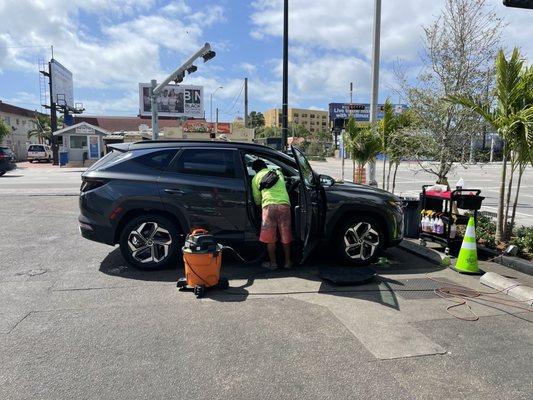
[251,159,293,270]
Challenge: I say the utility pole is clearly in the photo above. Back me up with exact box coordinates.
[281,0,289,152]
[47,60,59,165]
[150,79,158,140]
[210,86,223,124]
[368,0,381,187]
[244,77,249,128]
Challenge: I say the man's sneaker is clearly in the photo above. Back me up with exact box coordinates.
[283,261,294,269]
[261,261,278,270]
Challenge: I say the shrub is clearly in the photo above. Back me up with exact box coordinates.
[475,213,497,248]
[510,226,533,255]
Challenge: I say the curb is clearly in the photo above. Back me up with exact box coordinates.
[480,272,533,306]
[478,246,533,276]
[398,240,450,267]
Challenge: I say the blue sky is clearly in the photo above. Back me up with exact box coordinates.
[0,0,531,121]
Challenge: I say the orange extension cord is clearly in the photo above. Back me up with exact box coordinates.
[426,275,533,321]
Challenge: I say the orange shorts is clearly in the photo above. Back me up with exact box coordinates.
[259,204,292,244]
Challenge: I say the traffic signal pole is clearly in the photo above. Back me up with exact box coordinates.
[368,0,381,187]
[150,43,215,139]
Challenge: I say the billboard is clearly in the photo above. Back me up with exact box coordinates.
[139,83,204,118]
[182,120,231,134]
[329,103,408,122]
[50,59,74,108]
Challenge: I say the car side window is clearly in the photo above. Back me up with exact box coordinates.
[134,149,177,170]
[244,153,297,179]
[175,149,236,178]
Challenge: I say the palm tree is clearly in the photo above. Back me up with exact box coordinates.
[27,114,52,144]
[344,116,382,184]
[446,48,533,241]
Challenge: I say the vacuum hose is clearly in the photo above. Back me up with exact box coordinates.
[220,245,264,265]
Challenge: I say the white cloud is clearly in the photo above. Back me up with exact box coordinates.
[240,62,257,74]
[0,0,223,91]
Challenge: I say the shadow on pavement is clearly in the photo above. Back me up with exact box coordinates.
[99,244,446,310]
[99,248,180,282]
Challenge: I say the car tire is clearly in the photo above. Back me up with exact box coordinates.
[334,215,384,266]
[0,171,5,176]
[119,214,181,271]
[29,160,33,163]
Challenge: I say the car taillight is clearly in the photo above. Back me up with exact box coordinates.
[80,178,108,193]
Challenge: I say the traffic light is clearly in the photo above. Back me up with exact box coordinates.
[174,71,185,83]
[202,50,216,62]
[187,65,197,74]
[503,0,533,9]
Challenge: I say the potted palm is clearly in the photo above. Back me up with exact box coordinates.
[344,116,382,184]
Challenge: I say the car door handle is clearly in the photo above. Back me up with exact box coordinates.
[164,188,185,195]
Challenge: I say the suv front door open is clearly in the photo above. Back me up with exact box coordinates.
[291,146,320,261]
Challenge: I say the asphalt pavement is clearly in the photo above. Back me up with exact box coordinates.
[0,163,532,399]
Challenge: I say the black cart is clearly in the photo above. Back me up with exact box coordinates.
[419,185,484,255]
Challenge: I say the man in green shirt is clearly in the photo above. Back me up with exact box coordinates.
[251,159,292,270]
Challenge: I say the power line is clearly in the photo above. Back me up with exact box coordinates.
[223,81,245,115]
[0,45,50,49]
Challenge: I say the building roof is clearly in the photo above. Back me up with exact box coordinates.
[53,122,112,136]
[74,115,184,132]
[0,101,46,118]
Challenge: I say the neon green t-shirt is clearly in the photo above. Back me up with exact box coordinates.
[252,168,291,208]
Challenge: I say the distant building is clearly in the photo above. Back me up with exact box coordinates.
[263,108,329,133]
[0,101,45,160]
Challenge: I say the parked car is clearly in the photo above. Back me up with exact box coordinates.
[27,144,52,163]
[79,141,404,270]
[0,147,17,176]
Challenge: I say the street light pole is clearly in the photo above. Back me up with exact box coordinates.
[210,86,223,123]
[368,0,381,187]
[281,0,289,152]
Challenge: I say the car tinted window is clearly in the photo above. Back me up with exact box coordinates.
[86,150,124,171]
[29,145,44,152]
[133,149,176,170]
[175,149,236,178]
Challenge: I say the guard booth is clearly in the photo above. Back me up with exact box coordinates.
[53,122,111,166]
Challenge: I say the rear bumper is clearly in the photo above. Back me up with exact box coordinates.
[78,215,115,246]
[0,162,16,172]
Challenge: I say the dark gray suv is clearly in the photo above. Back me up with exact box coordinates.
[79,141,403,269]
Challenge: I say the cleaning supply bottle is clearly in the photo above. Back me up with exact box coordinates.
[436,218,444,234]
[450,223,457,239]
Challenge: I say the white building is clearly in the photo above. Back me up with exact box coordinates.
[53,122,111,167]
[0,101,43,161]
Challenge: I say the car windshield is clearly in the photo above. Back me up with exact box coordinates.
[291,146,315,187]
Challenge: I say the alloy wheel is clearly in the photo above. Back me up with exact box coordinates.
[127,222,172,264]
[343,222,380,260]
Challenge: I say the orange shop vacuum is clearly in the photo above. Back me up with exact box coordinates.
[177,229,229,298]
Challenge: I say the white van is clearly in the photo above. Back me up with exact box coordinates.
[27,144,53,163]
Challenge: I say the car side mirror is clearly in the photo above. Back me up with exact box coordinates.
[319,174,335,187]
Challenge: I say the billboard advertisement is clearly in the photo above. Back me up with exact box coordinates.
[50,59,74,108]
[329,103,407,122]
[139,83,204,118]
[182,120,231,134]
